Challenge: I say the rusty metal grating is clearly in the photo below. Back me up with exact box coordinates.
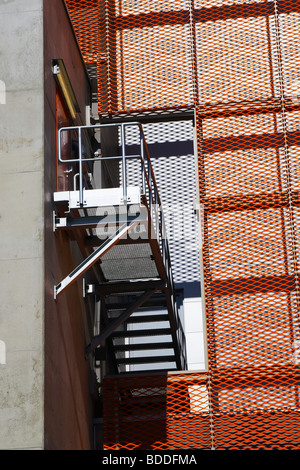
[66,0,300,450]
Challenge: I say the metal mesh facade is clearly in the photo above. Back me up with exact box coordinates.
[66,0,100,64]
[66,0,300,450]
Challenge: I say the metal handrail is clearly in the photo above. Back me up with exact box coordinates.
[57,121,162,234]
[57,122,185,365]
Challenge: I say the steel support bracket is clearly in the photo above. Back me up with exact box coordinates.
[54,222,138,299]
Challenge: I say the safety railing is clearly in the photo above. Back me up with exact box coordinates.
[57,122,165,240]
[57,122,186,367]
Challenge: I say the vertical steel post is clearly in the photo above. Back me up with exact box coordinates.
[78,126,83,206]
[140,127,146,194]
[121,123,127,202]
[148,158,152,216]
[58,128,62,163]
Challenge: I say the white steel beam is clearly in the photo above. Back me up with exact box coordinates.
[54,222,138,299]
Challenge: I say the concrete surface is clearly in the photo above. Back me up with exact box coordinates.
[0,0,44,450]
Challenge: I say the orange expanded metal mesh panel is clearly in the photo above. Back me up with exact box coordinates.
[195,0,300,449]
[102,370,300,450]
[102,0,194,114]
[102,372,212,450]
[66,0,300,449]
[66,0,195,115]
[66,0,100,64]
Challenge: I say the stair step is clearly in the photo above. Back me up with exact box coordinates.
[116,355,176,365]
[114,342,175,352]
[107,314,169,324]
[106,300,168,311]
[126,314,169,324]
[111,328,171,338]
[119,368,178,375]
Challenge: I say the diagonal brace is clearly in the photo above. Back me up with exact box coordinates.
[54,222,138,299]
[85,288,158,356]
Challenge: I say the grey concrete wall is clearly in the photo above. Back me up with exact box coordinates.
[0,0,44,449]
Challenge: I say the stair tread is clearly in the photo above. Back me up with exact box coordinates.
[126,314,169,324]
[114,342,175,351]
[112,328,171,338]
[105,300,168,311]
[117,355,176,364]
[119,368,178,375]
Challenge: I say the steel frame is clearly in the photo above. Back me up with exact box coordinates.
[54,222,138,298]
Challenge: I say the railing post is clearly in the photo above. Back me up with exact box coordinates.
[121,123,127,203]
[58,128,62,163]
[140,127,146,194]
[78,126,84,206]
[148,158,152,215]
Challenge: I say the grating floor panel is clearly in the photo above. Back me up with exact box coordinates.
[99,243,159,281]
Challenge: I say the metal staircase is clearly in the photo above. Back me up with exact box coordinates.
[88,279,185,373]
[53,122,187,373]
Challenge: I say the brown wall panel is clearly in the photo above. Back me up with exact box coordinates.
[43,0,92,450]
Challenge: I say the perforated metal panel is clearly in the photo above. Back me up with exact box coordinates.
[121,120,201,286]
